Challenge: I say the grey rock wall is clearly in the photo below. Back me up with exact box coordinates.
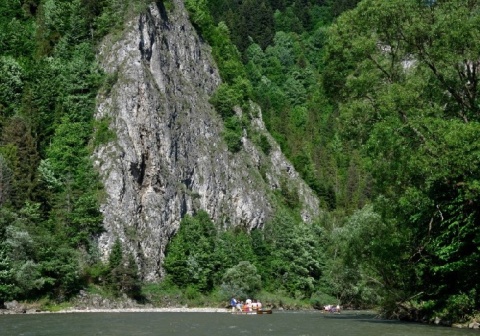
[93,0,319,281]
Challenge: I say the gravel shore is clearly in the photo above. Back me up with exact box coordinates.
[56,307,230,314]
[1,299,231,314]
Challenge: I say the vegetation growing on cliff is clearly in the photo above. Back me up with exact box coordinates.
[176,0,480,322]
[0,0,479,324]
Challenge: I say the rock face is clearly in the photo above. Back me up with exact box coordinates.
[93,0,319,281]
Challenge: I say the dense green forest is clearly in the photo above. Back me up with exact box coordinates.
[0,0,478,323]
[0,0,140,304]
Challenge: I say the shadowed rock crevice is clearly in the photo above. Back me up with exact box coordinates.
[130,154,147,186]
[156,1,169,23]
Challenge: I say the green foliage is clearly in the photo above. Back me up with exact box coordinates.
[162,208,325,302]
[0,56,24,117]
[92,0,129,38]
[185,0,215,35]
[108,239,123,271]
[93,117,116,146]
[440,292,476,322]
[275,8,304,34]
[0,0,109,303]
[322,0,480,317]
[162,0,174,12]
[251,132,271,155]
[82,262,108,285]
[0,203,84,301]
[210,22,245,82]
[163,211,217,292]
[0,1,36,58]
[263,209,323,299]
[214,227,257,284]
[104,239,142,299]
[0,154,14,205]
[220,261,261,300]
[44,118,103,247]
[0,249,16,301]
[209,83,241,119]
[238,10,346,213]
[310,290,338,309]
[141,280,182,306]
[322,204,404,307]
[37,159,62,191]
[222,116,243,153]
[289,106,307,129]
[99,71,118,97]
[184,285,200,300]
[235,0,275,51]
[279,177,299,209]
[185,2,252,154]
[258,134,271,155]
[1,116,40,208]
[36,243,81,299]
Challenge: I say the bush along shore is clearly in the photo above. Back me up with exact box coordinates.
[0,286,316,315]
[1,291,479,331]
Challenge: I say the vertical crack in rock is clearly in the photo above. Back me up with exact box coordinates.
[156,1,169,24]
[138,6,158,62]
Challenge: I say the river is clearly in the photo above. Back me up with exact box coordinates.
[0,310,477,336]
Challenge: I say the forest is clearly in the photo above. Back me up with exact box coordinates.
[0,0,478,324]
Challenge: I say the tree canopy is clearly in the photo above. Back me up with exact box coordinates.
[323,0,480,320]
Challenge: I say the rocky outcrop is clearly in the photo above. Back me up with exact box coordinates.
[93,0,319,281]
[0,300,41,314]
[71,291,147,310]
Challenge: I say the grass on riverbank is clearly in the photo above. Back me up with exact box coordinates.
[141,283,335,310]
[5,282,337,313]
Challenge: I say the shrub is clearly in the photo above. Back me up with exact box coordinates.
[220,261,261,300]
[258,134,271,155]
[310,291,337,309]
[209,83,241,119]
[93,117,116,146]
[223,117,243,153]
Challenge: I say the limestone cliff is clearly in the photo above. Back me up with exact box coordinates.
[93,0,320,281]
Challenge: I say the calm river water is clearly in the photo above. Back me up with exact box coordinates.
[0,310,478,336]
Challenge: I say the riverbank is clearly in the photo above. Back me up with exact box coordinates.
[0,302,229,315]
[2,304,479,331]
[49,307,230,314]
[2,295,479,331]
[0,294,230,315]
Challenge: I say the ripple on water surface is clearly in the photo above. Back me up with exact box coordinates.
[0,310,477,336]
